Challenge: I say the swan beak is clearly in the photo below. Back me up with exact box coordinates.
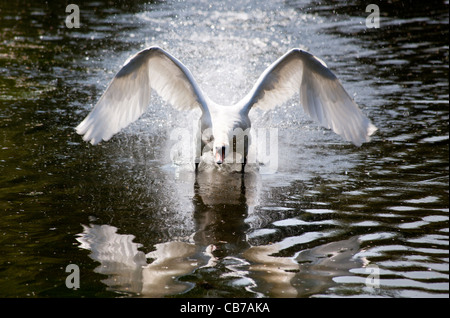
[215,146,226,165]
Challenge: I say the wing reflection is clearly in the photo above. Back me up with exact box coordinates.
[293,237,362,296]
[77,224,205,296]
[76,170,361,297]
[243,243,299,297]
[76,224,147,294]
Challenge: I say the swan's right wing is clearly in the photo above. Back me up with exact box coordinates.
[243,49,377,146]
[76,46,206,145]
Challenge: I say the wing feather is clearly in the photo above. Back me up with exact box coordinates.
[243,49,377,146]
[76,46,205,145]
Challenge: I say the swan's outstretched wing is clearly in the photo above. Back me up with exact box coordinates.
[243,49,377,146]
[76,46,206,145]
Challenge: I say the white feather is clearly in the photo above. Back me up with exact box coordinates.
[76,47,377,162]
[242,49,377,146]
[76,47,207,145]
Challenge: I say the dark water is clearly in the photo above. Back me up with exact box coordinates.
[0,0,448,298]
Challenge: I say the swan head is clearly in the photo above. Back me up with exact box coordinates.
[214,145,227,165]
[213,137,229,165]
[208,104,251,166]
[211,117,232,165]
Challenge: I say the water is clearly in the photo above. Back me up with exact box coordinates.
[0,0,448,298]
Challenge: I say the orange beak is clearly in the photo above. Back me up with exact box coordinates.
[215,146,226,165]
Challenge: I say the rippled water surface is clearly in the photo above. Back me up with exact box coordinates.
[1,0,448,298]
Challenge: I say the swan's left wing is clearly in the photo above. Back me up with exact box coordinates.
[242,49,377,146]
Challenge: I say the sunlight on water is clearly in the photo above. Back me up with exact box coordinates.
[99,0,363,181]
[0,0,448,298]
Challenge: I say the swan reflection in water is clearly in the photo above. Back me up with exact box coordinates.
[76,169,361,297]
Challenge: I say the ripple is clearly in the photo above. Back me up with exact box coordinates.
[272,218,337,227]
[408,234,449,246]
[304,208,335,215]
[388,206,421,212]
[358,233,398,243]
[334,275,449,293]
[405,196,440,204]
[353,221,381,227]
[278,231,335,251]
[247,228,277,239]
[419,135,449,143]
[398,220,429,229]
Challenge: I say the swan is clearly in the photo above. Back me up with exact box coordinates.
[76,46,377,171]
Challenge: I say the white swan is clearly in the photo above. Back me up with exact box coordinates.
[76,46,377,170]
